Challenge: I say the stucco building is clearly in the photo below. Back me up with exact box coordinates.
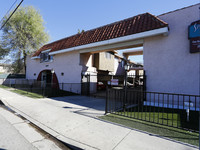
[143,4,199,95]
[27,3,200,95]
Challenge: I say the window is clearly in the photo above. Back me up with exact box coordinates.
[105,52,111,59]
[40,52,53,63]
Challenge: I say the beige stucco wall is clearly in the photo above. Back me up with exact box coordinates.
[80,53,97,73]
[143,4,200,95]
[98,52,114,72]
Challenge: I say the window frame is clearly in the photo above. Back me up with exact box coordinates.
[40,49,53,63]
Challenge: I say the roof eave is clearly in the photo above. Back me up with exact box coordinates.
[49,26,168,55]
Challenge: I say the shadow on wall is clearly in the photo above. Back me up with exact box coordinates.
[115,61,125,75]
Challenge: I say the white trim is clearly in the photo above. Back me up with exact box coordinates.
[31,56,40,60]
[123,47,143,53]
[79,39,143,54]
[41,49,51,53]
[48,27,168,55]
[123,47,143,56]
[49,47,74,55]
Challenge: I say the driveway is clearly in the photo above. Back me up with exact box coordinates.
[39,96,106,118]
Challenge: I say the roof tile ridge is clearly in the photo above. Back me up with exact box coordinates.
[40,13,150,48]
[32,12,168,57]
[146,12,168,26]
[71,12,149,35]
[44,33,81,47]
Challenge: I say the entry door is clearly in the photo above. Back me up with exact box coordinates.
[41,71,52,87]
[41,72,47,87]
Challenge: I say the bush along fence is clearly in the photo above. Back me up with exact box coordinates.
[105,88,200,131]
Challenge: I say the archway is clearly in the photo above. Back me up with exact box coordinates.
[37,70,59,89]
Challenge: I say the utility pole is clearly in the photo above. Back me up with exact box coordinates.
[0,0,24,30]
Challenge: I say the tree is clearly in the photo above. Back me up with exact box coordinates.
[0,45,9,59]
[0,6,49,73]
[78,29,85,34]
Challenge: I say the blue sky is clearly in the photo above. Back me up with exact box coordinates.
[0,0,199,42]
[0,0,199,63]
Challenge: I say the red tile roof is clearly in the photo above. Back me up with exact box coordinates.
[33,13,168,57]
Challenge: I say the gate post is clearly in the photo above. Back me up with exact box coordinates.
[105,86,108,114]
[81,73,83,95]
[143,71,146,101]
[143,70,146,91]
[87,74,90,96]
[123,69,128,111]
[199,110,200,150]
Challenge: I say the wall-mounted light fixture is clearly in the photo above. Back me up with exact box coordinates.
[34,73,36,76]
[51,69,55,74]
[51,69,54,86]
[61,72,64,76]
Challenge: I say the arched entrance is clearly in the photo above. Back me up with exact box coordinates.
[37,70,59,88]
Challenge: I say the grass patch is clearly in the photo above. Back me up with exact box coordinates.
[121,111,181,127]
[0,85,10,89]
[116,106,199,131]
[12,89,44,98]
[0,85,78,98]
[100,114,199,146]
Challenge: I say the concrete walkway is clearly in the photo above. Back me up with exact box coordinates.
[0,88,198,150]
[0,106,64,150]
[0,108,36,150]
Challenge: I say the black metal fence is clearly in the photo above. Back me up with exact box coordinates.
[106,88,200,131]
[89,74,145,89]
[2,80,82,97]
[0,74,25,79]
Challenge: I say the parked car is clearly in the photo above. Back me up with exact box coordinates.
[97,82,106,90]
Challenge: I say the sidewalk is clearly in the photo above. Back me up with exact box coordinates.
[0,106,63,150]
[0,108,36,150]
[0,88,198,150]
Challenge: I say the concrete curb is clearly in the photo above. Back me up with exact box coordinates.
[1,97,98,150]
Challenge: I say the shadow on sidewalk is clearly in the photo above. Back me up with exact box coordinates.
[49,95,106,111]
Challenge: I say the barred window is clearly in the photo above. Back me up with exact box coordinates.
[40,52,53,63]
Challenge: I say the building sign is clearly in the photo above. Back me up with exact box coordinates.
[188,20,200,53]
[111,79,119,85]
